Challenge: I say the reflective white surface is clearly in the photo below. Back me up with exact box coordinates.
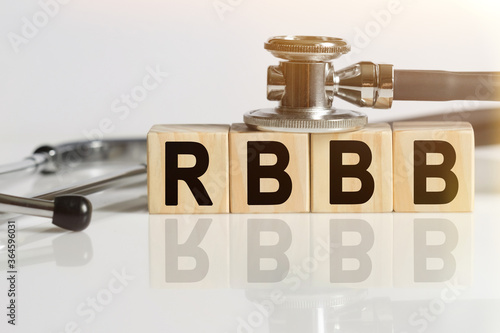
[0,143,499,332]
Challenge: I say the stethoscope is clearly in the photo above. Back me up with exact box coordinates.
[1,35,500,231]
[0,139,147,231]
[244,36,500,132]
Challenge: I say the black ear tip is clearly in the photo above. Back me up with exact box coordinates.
[52,196,93,231]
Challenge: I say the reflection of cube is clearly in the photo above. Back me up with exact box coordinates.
[229,123,310,213]
[393,213,473,288]
[149,215,229,289]
[310,214,393,288]
[229,214,311,289]
[393,122,474,212]
[147,124,230,214]
[311,123,393,212]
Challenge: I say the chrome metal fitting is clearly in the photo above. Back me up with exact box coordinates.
[334,62,394,109]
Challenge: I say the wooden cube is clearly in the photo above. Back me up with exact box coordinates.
[229,123,310,213]
[393,122,474,212]
[147,124,230,214]
[310,123,393,213]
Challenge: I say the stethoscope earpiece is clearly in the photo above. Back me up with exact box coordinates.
[52,195,92,232]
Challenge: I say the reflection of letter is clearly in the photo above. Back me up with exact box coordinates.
[165,219,211,282]
[330,219,374,283]
[247,219,292,283]
[414,219,458,282]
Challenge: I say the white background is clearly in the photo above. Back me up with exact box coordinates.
[1,0,500,154]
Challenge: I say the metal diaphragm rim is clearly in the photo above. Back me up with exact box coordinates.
[244,108,367,133]
[264,35,350,62]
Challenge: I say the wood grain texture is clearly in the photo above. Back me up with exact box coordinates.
[147,124,230,214]
[229,123,310,213]
[310,123,393,213]
[393,122,474,212]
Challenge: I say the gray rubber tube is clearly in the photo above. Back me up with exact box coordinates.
[394,70,500,101]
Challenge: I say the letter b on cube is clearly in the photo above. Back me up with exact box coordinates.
[310,123,393,212]
[393,122,474,212]
[229,124,310,213]
[147,125,230,213]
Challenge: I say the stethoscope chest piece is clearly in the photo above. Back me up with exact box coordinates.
[244,35,395,133]
[244,36,369,133]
